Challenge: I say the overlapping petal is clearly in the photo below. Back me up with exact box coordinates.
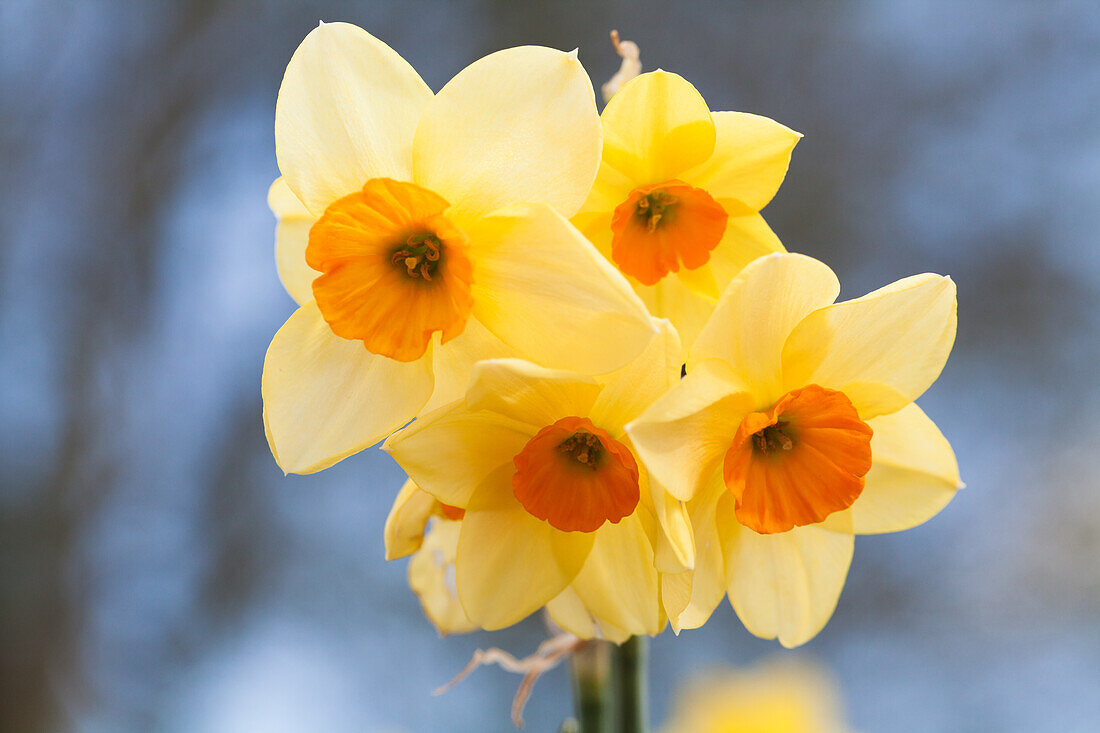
[383,479,436,561]
[571,512,663,635]
[409,518,477,634]
[383,403,533,508]
[600,70,716,183]
[546,587,631,643]
[465,359,603,428]
[851,403,963,533]
[275,22,432,214]
[423,318,520,413]
[466,203,656,374]
[663,482,731,631]
[781,274,957,418]
[682,111,802,211]
[627,359,754,502]
[455,467,596,629]
[268,177,317,305]
[262,303,434,474]
[590,319,681,431]
[413,46,600,223]
[691,253,840,402]
[722,516,854,648]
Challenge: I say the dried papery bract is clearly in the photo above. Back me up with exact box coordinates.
[602,30,641,103]
[434,632,589,727]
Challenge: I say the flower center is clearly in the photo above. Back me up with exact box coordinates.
[557,430,602,469]
[306,178,475,362]
[512,416,640,533]
[391,233,442,280]
[752,422,794,455]
[723,385,873,534]
[609,179,728,286]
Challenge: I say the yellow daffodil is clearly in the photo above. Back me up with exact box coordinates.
[384,479,476,635]
[573,70,801,353]
[660,658,853,733]
[386,478,640,641]
[627,253,961,647]
[264,22,656,474]
[383,322,692,636]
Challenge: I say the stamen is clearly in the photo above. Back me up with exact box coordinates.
[391,233,443,279]
[636,191,678,232]
[752,422,794,456]
[557,431,603,469]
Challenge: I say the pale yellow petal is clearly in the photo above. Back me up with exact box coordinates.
[723,517,854,648]
[666,483,730,631]
[632,433,695,575]
[574,160,638,217]
[546,587,599,639]
[707,208,787,286]
[275,22,432,214]
[383,403,533,509]
[383,479,436,561]
[571,512,663,636]
[638,273,717,360]
[465,359,603,428]
[852,403,963,534]
[455,467,595,629]
[590,319,681,432]
[262,302,434,473]
[600,70,716,183]
[781,274,957,418]
[626,359,754,502]
[268,178,318,305]
[691,253,840,403]
[467,203,656,374]
[681,111,802,211]
[651,486,694,574]
[547,588,632,643]
[413,46,600,222]
[424,318,520,413]
[409,518,477,635]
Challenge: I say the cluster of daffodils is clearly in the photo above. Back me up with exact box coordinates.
[264,23,961,649]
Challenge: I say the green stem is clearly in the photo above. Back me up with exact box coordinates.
[570,640,613,733]
[615,636,648,733]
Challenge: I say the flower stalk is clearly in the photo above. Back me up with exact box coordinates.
[615,636,648,733]
[568,637,648,733]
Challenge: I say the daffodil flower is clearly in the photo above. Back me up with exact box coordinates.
[660,658,853,733]
[573,70,801,354]
[627,253,961,647]
[263,22,655,474]
[384,479,476,636]
[386,478,646,641]
[383,322,691,635]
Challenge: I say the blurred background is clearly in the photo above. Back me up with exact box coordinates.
[2,1,1098,731]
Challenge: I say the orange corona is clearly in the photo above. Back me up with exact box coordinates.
[306,178,475,362]
[512,416,640,533]
[723,385,873,534]
[609,179,728,285]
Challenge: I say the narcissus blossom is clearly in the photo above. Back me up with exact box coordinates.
[627,253,961,647]
[263,22,655,474]
[659,658,853,733]
[385,479,633,641]
[384,479,476,635]
[573,70,801,352]
[384,322,691,636]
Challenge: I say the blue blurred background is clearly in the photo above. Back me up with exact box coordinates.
[2,1,1099,731]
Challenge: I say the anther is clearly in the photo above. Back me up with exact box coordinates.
[558,431,603,470]
[392,233,443,279]
[636,191,678,232]
[752,422,794,456]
